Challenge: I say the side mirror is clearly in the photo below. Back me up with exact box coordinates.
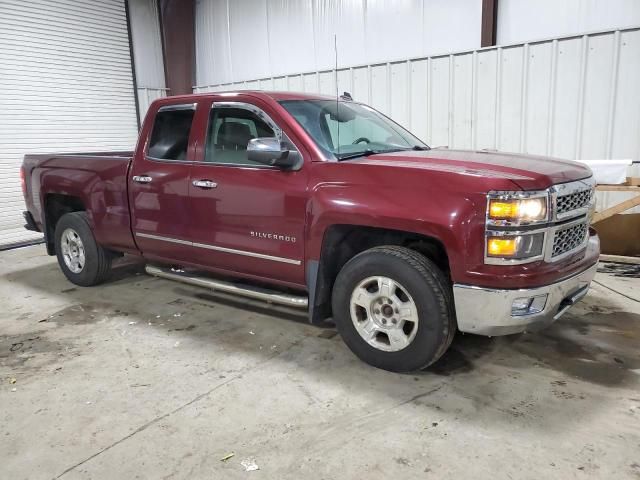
[247,137,300,169]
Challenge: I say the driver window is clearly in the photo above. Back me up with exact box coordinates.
[204,107,275,165]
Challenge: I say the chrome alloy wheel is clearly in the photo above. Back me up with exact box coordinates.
[60,228,86,274]
[349,276,419,352]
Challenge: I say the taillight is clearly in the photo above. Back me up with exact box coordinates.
[20,166,26,196]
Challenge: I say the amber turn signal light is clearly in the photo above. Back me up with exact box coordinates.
[487,237,518,256]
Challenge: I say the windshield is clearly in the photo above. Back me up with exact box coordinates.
[279,99,428,160]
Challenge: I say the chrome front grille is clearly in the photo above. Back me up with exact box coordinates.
[552,222,588,258]
[556,188,593,215]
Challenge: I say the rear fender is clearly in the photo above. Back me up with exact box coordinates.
[39,163,134,253]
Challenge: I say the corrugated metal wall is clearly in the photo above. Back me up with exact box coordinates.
[497,0,640,45]
[195,26,640,212]
[128,0,167,117]
[194,0,482,87]
[0,0,139,248]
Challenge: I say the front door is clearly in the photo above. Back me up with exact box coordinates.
[188,101,307,287]
[129,102,197,263]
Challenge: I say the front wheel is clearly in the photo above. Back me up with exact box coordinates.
[332,246,456,372]
[54,212,113,286]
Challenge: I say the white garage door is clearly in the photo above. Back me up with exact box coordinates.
[0,0,139,248]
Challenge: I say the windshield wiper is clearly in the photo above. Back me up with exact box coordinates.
[336,148,408,161]
[336,149,379,161]
[336,145,429,161]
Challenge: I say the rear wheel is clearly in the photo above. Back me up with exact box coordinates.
[54,212,112,286]
[332,246,456,372]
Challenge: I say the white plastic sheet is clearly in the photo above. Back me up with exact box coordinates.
[576,159,632,184]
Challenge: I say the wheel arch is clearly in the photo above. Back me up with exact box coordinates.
[43,193,86,255]
[307,224,451,324]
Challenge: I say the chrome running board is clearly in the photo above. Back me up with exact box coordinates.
[145,265,308,309]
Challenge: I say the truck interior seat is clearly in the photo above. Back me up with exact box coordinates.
[216,121,254,150]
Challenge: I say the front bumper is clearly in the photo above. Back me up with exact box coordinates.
[453,235,599,336]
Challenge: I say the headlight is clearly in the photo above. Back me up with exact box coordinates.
[486,233,545,260]
[485,190,551,264]
[487,195,548,225]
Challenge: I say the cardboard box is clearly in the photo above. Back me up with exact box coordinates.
[593,213,640,256]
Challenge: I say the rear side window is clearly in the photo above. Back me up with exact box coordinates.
[147,106,195,160]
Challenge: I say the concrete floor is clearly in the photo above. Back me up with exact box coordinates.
[1,246,639,480]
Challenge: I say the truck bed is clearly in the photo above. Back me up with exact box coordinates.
[22,151,137,254]
[23,151,133,166]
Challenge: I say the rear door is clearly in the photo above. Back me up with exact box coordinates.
[187,99,308,287]
[129,102,197,263]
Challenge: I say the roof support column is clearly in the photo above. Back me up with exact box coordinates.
[158,0,195,95]
[481,0,498,47]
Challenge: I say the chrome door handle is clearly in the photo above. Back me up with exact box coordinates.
[132,175,153,184]
[192,179,217,189]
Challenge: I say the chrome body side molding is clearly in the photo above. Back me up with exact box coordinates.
[135,232,301,265]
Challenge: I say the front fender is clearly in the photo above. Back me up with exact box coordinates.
[306,182,481,282]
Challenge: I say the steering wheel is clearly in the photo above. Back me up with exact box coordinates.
[352,137,371,145]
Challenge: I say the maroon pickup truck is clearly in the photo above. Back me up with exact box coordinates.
[21,91,600,372]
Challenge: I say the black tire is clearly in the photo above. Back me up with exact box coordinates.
[332,246,456,372]
[54,212,113,286]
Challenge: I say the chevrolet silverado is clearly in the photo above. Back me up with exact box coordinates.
[21,91,600,372]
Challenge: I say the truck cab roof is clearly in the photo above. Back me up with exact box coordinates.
[155,90,337,106]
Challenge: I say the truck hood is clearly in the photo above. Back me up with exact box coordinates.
[351,148,592,190]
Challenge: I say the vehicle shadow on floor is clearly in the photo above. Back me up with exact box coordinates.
[4,256,639,430]
[7,256,639,383]
[104,256,315,324]
[430,301,640,387]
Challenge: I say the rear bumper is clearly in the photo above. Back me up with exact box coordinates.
[23,211,40,232]
[453,234,599,336]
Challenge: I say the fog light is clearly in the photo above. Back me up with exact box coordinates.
[511,294,548,316]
